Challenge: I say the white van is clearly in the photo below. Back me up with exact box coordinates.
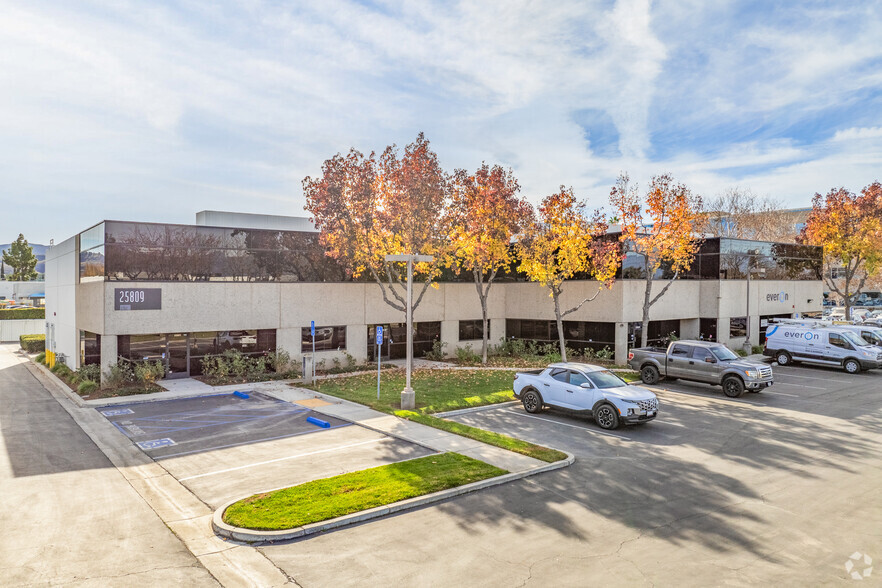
[763,324,882,373]
[768,319,882,348]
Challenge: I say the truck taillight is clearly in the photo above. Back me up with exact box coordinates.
[628,352,634,360]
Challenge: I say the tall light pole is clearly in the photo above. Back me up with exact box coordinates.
[385,253,433,410]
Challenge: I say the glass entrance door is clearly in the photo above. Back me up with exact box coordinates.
[166,333,189,378]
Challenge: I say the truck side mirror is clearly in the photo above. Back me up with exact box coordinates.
[705,357,717,363]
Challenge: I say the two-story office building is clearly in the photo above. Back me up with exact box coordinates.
[45,211,823,382]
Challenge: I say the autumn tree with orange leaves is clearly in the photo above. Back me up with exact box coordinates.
[800,182,882,321]
[303,133,451,318]
[518,188,620,362]
[610,173,703,348]
[450,164,534,363]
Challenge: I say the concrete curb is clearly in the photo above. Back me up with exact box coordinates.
[211,450,575,543]
[433,400,520,418]
[25,354,88,408]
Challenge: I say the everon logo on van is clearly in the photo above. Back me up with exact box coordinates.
[766,292,789,302]
[781,330,819,340]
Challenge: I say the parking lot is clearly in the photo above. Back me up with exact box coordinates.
[101,391,435,509]
[259,363,882,586]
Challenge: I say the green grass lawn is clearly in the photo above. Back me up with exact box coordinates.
[223,453,506,530]
[306,368,517,414]
[395,411,568,463]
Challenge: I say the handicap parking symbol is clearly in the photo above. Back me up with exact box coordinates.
[101,408,134,417]
[136,438,176,450]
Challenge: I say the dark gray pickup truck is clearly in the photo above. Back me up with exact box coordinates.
[627,340,774,398]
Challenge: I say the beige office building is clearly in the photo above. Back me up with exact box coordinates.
[45,212,823,382]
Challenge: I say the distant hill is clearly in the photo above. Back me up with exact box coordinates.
[0,242,47,277]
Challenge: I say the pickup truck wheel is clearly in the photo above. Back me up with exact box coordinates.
[722,376,745,398]
[843,359,861,374]
[775,351,791,366]
[640,365,660,385]
[594,404,620,430]
[522,390,543,414]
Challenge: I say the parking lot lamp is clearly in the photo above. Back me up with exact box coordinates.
[384,253,434,410]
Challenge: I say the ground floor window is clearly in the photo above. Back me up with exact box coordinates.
[367,322,441,360]
[699,318,717,342]
[117,329,276,377]
[505,319,615,353]
[628,320,681,348]
[729,317,747,338]
[458,319,488,341]
[759,314,791,344]
[301,325,347,353]
[80,331,100,366]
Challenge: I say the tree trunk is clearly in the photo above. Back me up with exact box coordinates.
[474,269,492,364]
[641,276,652,348]
[552,289,567,362]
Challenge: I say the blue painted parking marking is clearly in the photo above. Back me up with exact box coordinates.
[136,438,176,450]
[306,416,331,428]
[101,408,134,417]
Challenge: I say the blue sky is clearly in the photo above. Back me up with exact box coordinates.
[2,0,882,244]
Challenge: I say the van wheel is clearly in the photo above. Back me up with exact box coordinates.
[594,404,620,430]
[722,376,745,398]
[775,351,791,366]
[843,359,861,374]
[522,390,543,414]
[641,365,660,385]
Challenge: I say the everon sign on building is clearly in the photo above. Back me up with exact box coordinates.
[45,212,823,380]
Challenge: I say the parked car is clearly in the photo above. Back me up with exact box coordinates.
[763,324,882,373]
[218,330,258,350]
[512,363,658,430]
[628,340,774,397]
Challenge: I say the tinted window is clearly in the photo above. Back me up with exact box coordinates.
[302,326,347,352]
[550,369,569,383]
[829,334,851,349]
[569,371,590,386]
[585,371,627,389]
[692,347,713,361]
[671,344,691,356]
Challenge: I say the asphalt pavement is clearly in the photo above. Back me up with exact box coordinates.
[0,345,218,587]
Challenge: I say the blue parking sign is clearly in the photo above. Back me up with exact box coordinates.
[376,326,383,345]
[311,320,315,337]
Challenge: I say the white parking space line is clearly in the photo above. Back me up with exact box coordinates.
[762,390,799,397]
[504,408,632,440]
[773,372,850,382]
[177,438,384,481]
[651,388,767,407]
[773,382,826,391]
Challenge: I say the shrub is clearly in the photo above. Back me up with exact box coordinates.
[77,380,98,396]
[107,361,137,386]
[425,340,448,361]
[76,364,101,383]
[19,334,45,353]
[595,346,614,361]
[51,363,73,379]
[0,308,45,320]
[134,361,165,385]
[456,344,481,365]
[751,345,764,355]
[35,351,46,364]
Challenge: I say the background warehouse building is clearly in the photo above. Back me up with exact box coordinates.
[45,211,823,382]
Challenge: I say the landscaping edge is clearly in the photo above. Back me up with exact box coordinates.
[212,449,575,543]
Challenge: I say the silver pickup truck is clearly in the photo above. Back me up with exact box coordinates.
[628,340,773,398]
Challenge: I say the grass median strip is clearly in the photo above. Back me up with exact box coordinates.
[304,369,517,414]
[222,453,506,530]
[395,411,568,463]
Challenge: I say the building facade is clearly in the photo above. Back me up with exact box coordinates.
[45,212,824,381]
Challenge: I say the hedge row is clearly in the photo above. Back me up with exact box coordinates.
[20,334,45,353]
[0,308,45,320]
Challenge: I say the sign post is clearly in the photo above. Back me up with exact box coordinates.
[311,320,316,383]
[375,326,383,400]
